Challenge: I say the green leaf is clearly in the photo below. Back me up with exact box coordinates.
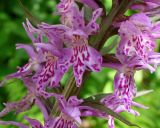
[82,93,141,128]
[84,90,154,103]
[84,93,111,102]
[100,35,119,55]
[82,101,141,128]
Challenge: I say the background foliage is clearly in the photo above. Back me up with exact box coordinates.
[0,0,160,128]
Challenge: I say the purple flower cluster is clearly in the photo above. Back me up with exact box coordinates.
[102,5,160,127]
[0,0,160,128]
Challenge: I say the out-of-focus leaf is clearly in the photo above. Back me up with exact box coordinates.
[0,79,21,87]
[17,0,40,25]
[136,90,154,98]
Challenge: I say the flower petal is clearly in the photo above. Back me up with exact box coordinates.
[56,0,74,14]
[152,23,160,38]
[38,23,70,47]
[131,1,159,11]
[57,48,73,73]
[23,19,43,43]
[33,61,55,90]
[35,98,49,121]
[6,63,32,79]
[49,68,63,87]
[16,44,37,60]
[85,46,102,72]
[0,93,35,117]
[70,6,85,30]
[148,52,160,68]
[79,0,100,9]
[34,43,61,57]
[126,56,156,72]
[0,120,28,128]
[25,117,43,128]
[38,23,70,38]
[73,61,85,86]
[85,8,102,35]
[117,19,155,64]
[108,116,115,128]
[114,71,136,99]
[67,96,83,106]
[129,13,152,28]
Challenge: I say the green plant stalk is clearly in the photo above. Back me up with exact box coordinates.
[51,71,90,116]
[91,0,135,50]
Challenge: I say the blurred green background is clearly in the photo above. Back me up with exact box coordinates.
[0,0,160,128]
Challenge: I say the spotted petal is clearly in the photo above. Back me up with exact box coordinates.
[70,45,87,86]
[114,71,136,99]
[70,6,85,30]
[117,20,155,64]
[52,95,83,127]
[70,44,102,86]
[33,61,56,90]
[57,48,73,73]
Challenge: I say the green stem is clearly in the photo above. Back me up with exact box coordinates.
[50,72,90,117]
